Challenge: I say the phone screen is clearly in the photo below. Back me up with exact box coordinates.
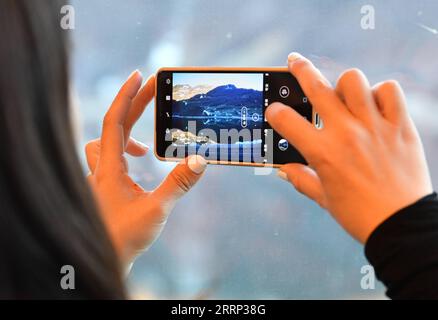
[155,69,313,165]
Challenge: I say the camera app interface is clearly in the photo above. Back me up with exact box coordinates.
[170,72,264,162]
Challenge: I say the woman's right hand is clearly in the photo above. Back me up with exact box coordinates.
[266,52,433,244]
[85,71,206,267]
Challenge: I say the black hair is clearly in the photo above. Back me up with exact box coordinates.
[0,0,126,299]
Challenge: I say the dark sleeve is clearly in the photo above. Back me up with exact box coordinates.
[365,192,438,299]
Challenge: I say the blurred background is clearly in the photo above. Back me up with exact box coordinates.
[70,0,438,299]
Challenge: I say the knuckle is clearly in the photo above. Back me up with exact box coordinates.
[275,108,293,124]
[84,141,94,155]
[401,117,419,142]
[378,79,400,94]
[290,174,302,194]
[338,68,362,87]
[305,136,330,167]
[315,195,326,209]
[269,107,294,133]
[85,139,99,152]
[94,170,106,184]
[343,133,359,148]
[308,78,331,98]
[343,124,371,152]
[311,149,331,168]
[291,58,310,74]
[344,124,362,143]
[169,168,192,192]
[102,113,117,127]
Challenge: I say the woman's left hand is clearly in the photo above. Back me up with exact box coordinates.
[85,70,206,268]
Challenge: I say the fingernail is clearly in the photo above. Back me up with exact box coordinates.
[129,69,143,80]
[288,52,303,63]
[277,170,289,182]
[187,155,207,174]
[146,74,155,83]
[132,138,149,151]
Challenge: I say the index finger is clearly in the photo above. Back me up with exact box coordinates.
[123,74,155,141]
[99,70,143,173]
[266,102,320,160]
[287,52,349,122]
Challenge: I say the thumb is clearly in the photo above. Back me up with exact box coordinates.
[152,155,207,206]
[277,163,326,208]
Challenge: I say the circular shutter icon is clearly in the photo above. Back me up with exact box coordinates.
[278,139,288,151]
[279,86,290,98]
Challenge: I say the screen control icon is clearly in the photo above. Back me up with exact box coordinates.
[241,107,248,128]
[279,86,290,98]
[278,139,288,151]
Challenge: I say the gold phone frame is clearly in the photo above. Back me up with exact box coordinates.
[154,67,314,168]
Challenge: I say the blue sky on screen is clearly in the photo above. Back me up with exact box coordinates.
[173,73,263,91]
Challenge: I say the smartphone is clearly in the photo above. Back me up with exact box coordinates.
[155,67,316,167]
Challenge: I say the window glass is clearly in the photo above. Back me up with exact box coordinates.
[71,0,438,299]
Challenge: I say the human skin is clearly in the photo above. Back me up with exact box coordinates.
[266,52,433,243]
[85,71,206,267]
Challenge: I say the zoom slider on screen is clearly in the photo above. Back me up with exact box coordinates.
[241,106,247,128]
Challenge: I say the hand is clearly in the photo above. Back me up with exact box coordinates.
[85,70,206,266]
[266,53,433,243]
